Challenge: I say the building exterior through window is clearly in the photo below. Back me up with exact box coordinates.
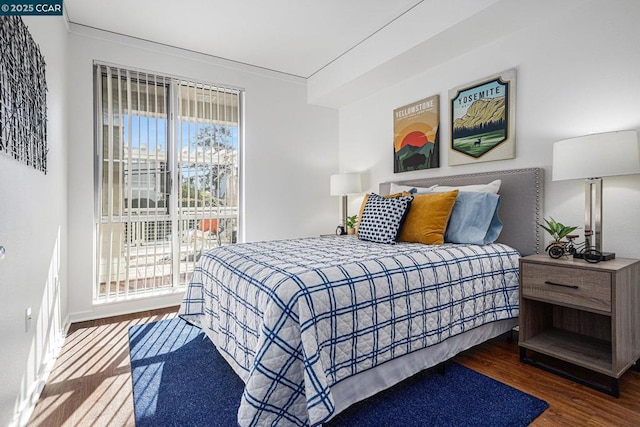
[94,63,242,301]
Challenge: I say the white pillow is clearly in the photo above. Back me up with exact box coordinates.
[429,179,501,194]
[389,183,437,194]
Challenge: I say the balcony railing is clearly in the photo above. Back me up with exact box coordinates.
[97,210,237,300]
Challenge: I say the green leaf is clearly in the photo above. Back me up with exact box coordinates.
[538,217,579,241]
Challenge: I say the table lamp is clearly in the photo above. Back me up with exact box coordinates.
[552,130,640,260]
[330,173,362,234]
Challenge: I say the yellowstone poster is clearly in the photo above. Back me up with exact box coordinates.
[393,95,439,173]
[449,69,516,166]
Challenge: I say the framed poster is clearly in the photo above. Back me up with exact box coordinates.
[393,95,439,173]
[448,68,516,166]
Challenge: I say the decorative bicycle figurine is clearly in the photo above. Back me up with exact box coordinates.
[545,230,603,263]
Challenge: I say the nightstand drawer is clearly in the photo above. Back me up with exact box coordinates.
[521,262,611,313]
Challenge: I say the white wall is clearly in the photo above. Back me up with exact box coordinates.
[0,16,68,427]
[65,26,339,321]
[337,0,640,259]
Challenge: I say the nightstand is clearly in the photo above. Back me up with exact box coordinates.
[518,254,640,396]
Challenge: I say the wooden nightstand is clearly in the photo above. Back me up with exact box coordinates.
[518,254,640,396]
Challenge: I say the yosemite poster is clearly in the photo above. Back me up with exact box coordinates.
[449,68,516,166]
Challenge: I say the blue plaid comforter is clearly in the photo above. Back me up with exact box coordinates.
[179,236,520,426]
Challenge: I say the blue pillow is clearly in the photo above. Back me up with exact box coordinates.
[443,191,503,245]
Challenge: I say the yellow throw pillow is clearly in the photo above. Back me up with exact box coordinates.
[397,190,459,245]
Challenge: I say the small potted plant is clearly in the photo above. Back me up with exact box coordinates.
[346,215,358,235]
[539,217,579,242]
[539,217,579,257]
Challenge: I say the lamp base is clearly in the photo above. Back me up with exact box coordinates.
[573,251,616,262]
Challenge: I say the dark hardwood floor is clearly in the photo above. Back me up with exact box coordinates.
[28,308,640,426]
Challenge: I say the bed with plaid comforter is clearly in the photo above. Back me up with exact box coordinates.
[179,236,520,426]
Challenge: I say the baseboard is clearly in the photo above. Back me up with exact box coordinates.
[10,318,70,427]
[68,292,183,323]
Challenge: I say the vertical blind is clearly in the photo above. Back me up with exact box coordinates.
[95,63,241,301]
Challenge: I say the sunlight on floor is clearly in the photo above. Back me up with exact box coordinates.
[28,310,178,427]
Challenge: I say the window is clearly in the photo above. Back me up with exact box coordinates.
[94,63,242,301]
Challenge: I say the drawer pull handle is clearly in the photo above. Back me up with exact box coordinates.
[544,280,579,289]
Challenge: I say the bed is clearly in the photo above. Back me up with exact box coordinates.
[179,168,543,426]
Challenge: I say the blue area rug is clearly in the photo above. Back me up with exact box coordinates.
[129,318,548,426]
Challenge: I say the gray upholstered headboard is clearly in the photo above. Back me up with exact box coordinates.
[380,168,543,256]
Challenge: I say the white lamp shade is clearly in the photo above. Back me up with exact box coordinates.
[552,130,640,181]
[330,173,362,195]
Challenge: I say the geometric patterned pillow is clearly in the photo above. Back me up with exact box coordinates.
[357,193,413,244]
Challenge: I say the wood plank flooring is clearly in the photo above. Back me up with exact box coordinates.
[28,307,640,426]
[28,307,179,427]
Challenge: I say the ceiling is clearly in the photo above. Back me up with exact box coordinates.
[64,0,428,78]
[63,0,585,107]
